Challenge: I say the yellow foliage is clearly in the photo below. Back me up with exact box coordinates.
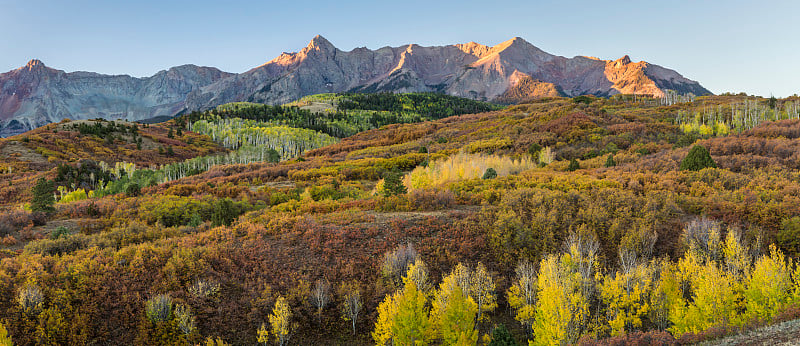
[268,296,292,346]
[404,152,537,189]
[599,264,653,336]
[532,254,588,346]
[0,322,12,346]
[744,245,794,321]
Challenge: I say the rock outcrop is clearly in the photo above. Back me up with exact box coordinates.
[1,36,710,136]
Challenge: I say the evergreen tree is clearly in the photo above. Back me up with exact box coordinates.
[567,159,580,171]
[382,169,407,196]
[680,145,716,171]
[31,177,56,213]
[482,168,498,180]
[605,154,616,167]
[488,324,517,346]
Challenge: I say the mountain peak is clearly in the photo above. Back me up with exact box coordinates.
[308,35,334,49]
[25,59,45,70]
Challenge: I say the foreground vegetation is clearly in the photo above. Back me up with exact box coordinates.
[1,93,800,344]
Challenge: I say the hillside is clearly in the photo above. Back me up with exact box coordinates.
[0,36,710,136]
[1,94,800,345]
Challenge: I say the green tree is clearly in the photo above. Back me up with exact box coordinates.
[125,182,141,197]
[31,177,56,213]
[211,198,239,227]
[382,169,407,196]
[680,145,716,171]
[488,324,517,346]
[482,168,498,180]
[777,217,800,258]
[374,266,433,345]
[604,154,616,167]
[393,280,432,345]
[567,159,580,171]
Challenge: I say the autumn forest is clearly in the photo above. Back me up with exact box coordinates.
[2,92,800,345]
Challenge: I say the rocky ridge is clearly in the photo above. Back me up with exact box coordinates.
[1,36,710,136]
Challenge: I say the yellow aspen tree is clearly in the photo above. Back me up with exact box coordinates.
[744,245,793,321]
[439,288,478,346]
[256,323,269,345]
[0,323,11,346]
[339,282,363,335]
[431,273,461,337]
[406,259,432,294]
[268,296,292,346]
[373,291,399,346]
[470,262,497,323]
[599,263,653,336]
[507,259,537,334]
[374,264,433,346]
[532,254,587,346]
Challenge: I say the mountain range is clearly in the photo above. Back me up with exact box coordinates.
[0,35,711,136]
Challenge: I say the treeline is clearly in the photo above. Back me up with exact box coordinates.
[336,92,503,117]
[188,118,337,159]
[178,92,502,138]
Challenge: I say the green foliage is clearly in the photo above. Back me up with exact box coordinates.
[482,168,498,180]
[438,287,478,345]
[181,92,501,139]
[604,154,616,167]
[382,169,407,197]
[572,95,594,104]
[50,226,72,240]
[777,217,800,258]
[489,324,517,346]
[145,294,172,322]
[567,158,580,171]
[680,145,717,171]
[31,177,55,212]
[211,198,241,227]
[125,182,141,197]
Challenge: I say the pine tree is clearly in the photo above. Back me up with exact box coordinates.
[488,324,517,346]
[605,154,616,167]
[482,168,498,179]
[567,159,580,171]
[382,169,407,196]
[31,177,56,213]
[680,145,716,171]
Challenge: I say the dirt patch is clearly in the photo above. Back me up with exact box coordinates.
[0,140,48,164]
[700,319,800,345]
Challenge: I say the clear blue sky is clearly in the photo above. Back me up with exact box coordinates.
[1,0,798,97]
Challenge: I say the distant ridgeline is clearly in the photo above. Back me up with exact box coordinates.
[179,92,504,139]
